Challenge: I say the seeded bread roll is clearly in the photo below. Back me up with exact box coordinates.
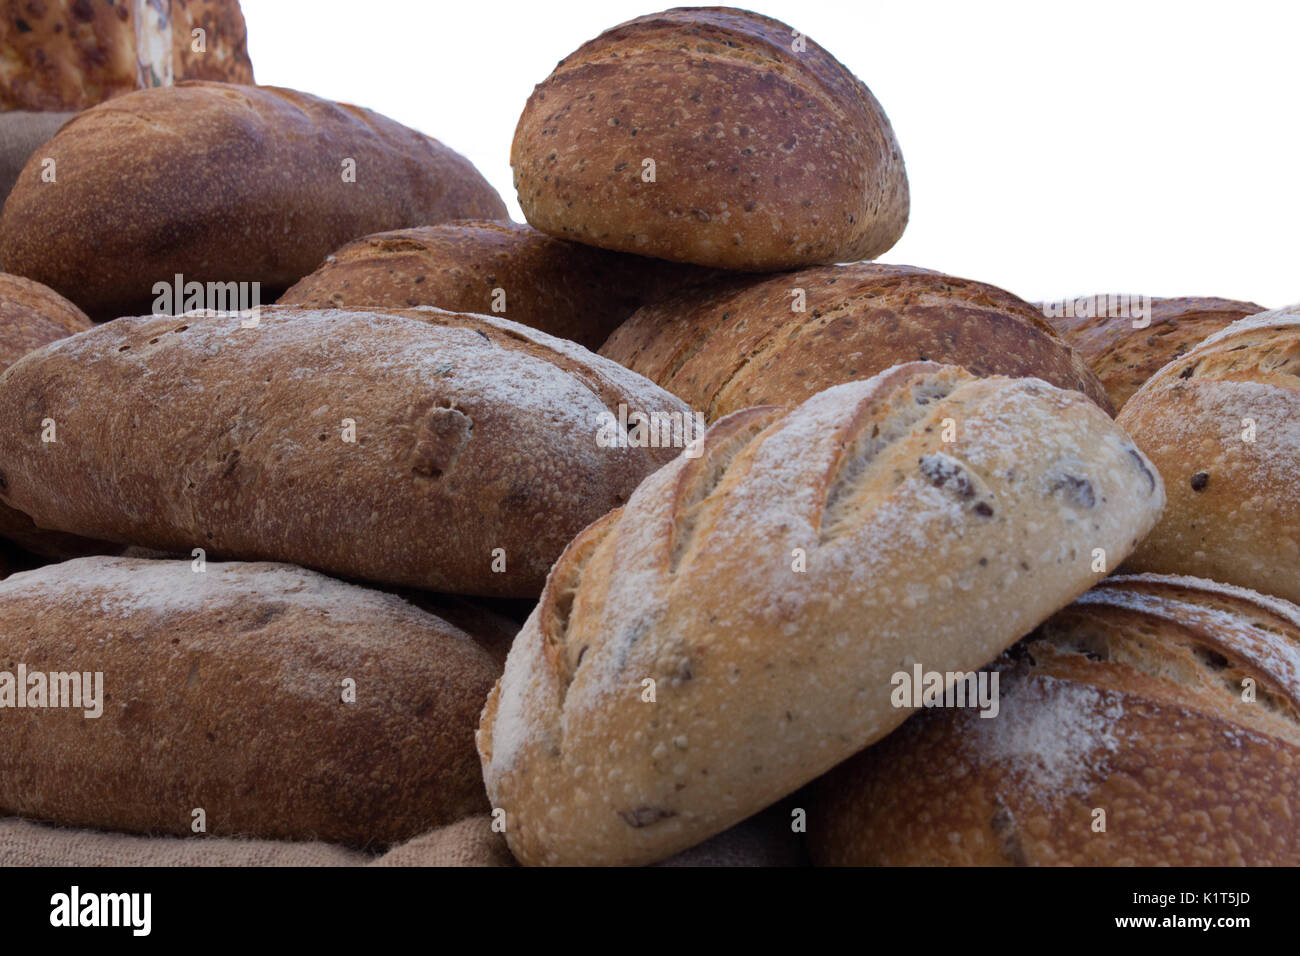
[511,7,908,270]
[600,263,1113,420]
[813,574,1300,866]
[477,362,1165,865]
[0,306,692,597]
[0,557,501,846]
[1117,308,1300,604]
[278,220,717,350]
[1042,296,1265,408]
[0,82,508,319]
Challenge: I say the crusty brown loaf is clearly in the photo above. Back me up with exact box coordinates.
[0,0,253,111]
[0,82,508,318]
[511,6,908,270]
[0,557,501,846]
[599,263,1114,420]
[0,305,692,597]
[813,574,1300,865]
[1117,308,1300,604]
[1042,296,1265,408]
[477,362,1165,865]
[278,220,718,350]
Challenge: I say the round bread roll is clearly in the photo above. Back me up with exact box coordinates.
[477,362,1165,865]
[812,574,1300,866]
[1041,295,1265,409]
[1117,307,1300,604]
[511,7,908,271]
[278,220,716,350]
[0,557,501,846]
[600,263,1113,420]
[0,82,508,319]
[0,306,692,597]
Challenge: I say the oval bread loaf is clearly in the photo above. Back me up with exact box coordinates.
[0,305,695,597]
[1117,307,1300,604]
[0,82,508,319]
[511,7,908,270]
[812,574,1300,865]
[278,220,717,350]
[477,362,1165,865]
[1042,295,1265,408]
[0,557,501,846]
[600,263,1113,419]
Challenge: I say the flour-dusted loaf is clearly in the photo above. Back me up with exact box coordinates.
[1117,308,1300,604]
[813,574,1300,865]
[0,0,254,111]
[600,263,1113,420]
[279,220,716,350]
[0,306,694,597]
[0,82,508,318]
[511,7,908,271]
[477,362,1166,865]
[0,557,501,846]
[1042,296,1266,409]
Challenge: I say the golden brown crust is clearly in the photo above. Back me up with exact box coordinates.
[0,82,509,319]
[170,0,254,84]
[511,6,908,270]
[1043,296,1265,408]
[0,557,502,847]
[1118,308,1300,604]
[813,574,1300,866]
[278,220,717,350]
[600,263,1113,420]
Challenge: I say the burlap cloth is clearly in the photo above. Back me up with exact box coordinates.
[0,111,77,204]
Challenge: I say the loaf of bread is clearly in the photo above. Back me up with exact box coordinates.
[511,7,908,271]
[0,0,253,111]
[477,362,1165,865]
[600,263,1113,420]
[0,557,501,846]
[0,306,692,597]
[1042,296,1265,408]
[812,574,1300,865]
[0,111,75,204]
[1117,308,1300,604]
[0,82,508,318]
[278,220,717,351]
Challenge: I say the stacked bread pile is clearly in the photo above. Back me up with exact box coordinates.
[0,4,1294,868]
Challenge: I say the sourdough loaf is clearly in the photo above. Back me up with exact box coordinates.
[0,306,693,597]
[278,220,717,350]
[1042,296,1265,408]
[0,557,501,846]
[511,7,908,270]
[1117,308,1300,604]
[0,0,253,111]
[812,574,1300,865]
[477,362,1165,865]
[600,263,1113,420]
[0,82,508,318]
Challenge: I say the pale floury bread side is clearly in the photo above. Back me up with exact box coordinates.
[812,574,1300,865]
[511,7,908,270]
[0,557,501,847]
[1118,307,1300,603]
[477,363,1166,865]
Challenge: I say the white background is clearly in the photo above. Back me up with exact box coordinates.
[241,0,1299,307]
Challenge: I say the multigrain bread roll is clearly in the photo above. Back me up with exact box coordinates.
[279,221,718,350]
[477,362,1166,865]
[1118,308,1300,604]
[0,0,254,110]
[0,557,501,846]
[600,263,1113,420]
[0,111,76,204]
[511,7,908,271]
[812,574,1300,866]
[0,306,693,597]
[0,82,508,319]
[1042,296,1266,408]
